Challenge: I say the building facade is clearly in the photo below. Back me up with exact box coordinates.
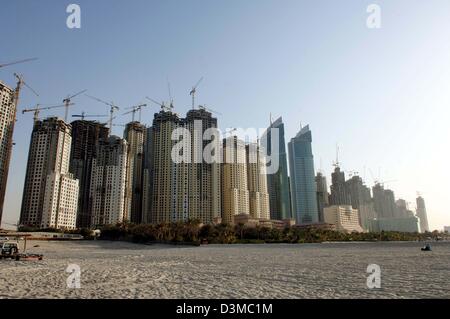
[245,143,270,220]
[185,109,221,223]
[329,166,351,206]
[315,172,329,222]
[222,136,249,224]
[124,121,146,224]
[0,81,19,226]
[20,117,79,229]
[416,196,429,232]
[90,136,128,226]
[147,110,185,223]
[323,205,363,233]
[288,125,319,224]
[69,120,109,228]
[372,183,397,219]
[260,117,292,220]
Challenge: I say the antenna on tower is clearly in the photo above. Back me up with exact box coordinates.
[333,143,340,168]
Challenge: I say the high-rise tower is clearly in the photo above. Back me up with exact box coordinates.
[0,80,19,226]
[124,121,146,224]
[288,125,319,224]
[222,136,249,224]
[69,120,109,228]
[416,196,429,232]
[90,136,128,226]
[20,117,79,229]
[260,117,292,220]
[246,143,270,220]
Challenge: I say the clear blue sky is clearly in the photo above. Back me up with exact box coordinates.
[1,0,449,230]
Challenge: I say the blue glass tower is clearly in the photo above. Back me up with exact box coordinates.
[288,125,319,224]
[261,117,292,220]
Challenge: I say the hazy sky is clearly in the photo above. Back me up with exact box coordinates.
[1,0,449,230]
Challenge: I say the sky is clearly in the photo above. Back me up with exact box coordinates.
[1,0,449,230]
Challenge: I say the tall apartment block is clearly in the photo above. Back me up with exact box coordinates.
[315,172,329,222]
[329,166,351,205]
[20,117,79,229]
[90,136,128,226]
[222,135,249,224]
[288,125,319,224]
[260,117,292,220]
[345,175,376,229]
[124,122,146,224]
[142,126,153,224]
[0,80,18,226]
[148,110,185,223]
[372,183,396,218]
[245,143,270,220]
[185,109,221,223]
[69,120,109,228]
[416,196,429,232]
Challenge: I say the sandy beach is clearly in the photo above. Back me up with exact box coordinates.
[0,241,449,299]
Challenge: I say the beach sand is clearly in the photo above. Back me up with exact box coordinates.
[0,241,449,299]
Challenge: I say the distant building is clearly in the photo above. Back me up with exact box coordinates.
[69,120,109,228]
[323,205,363,233]
[0,80,19,226]
[222,136,249,224]
[260,117,292,220]
[315,172,329,222]
[395,199,415,218]
[142,126,153,224]
[123,122,146,224]
[288,125,319,224]
[20,118,79,229]
[345,175,375,229]
[416,196,430,232]
[329,166,351,206]
[90,136,128,226]
[372,183,396,218]
[245,143,270,219]
[444,226,450,233]
[367,216,419,233]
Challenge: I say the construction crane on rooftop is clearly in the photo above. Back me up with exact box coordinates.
[62,89,86,122]
[199,105,222,115]
[0,57,38,69]
[189,77,203,110]
[22,103,72,122]
[146,97,172,112]
[72,112,109,121]
[124,103,147,122]
[85,94,120,133]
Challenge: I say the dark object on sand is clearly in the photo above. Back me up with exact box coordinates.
[33,245,40,248]
[421,244,432,251]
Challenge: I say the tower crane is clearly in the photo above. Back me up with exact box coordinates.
[146,97,172,112]
[85,94,120,133]
[22,103,72,122]
[72,112,109,120]
[62,89,87,122]
[0,57,38,69]
[189,77,203,109]
[123,103,147,122]
[199,105,222,115]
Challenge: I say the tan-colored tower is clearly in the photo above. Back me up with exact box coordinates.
[149,110,185,224]
[246,143,270,220]
[20,117,79,229]
[0,80,19,226]
[221,136,249,224]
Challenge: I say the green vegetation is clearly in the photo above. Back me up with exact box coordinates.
[97,221,448,245]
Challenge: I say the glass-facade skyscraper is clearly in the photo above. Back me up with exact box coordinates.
[261,117,292,220]
[288,125,319,224]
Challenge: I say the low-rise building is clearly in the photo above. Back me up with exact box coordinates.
[323,205,363,233]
